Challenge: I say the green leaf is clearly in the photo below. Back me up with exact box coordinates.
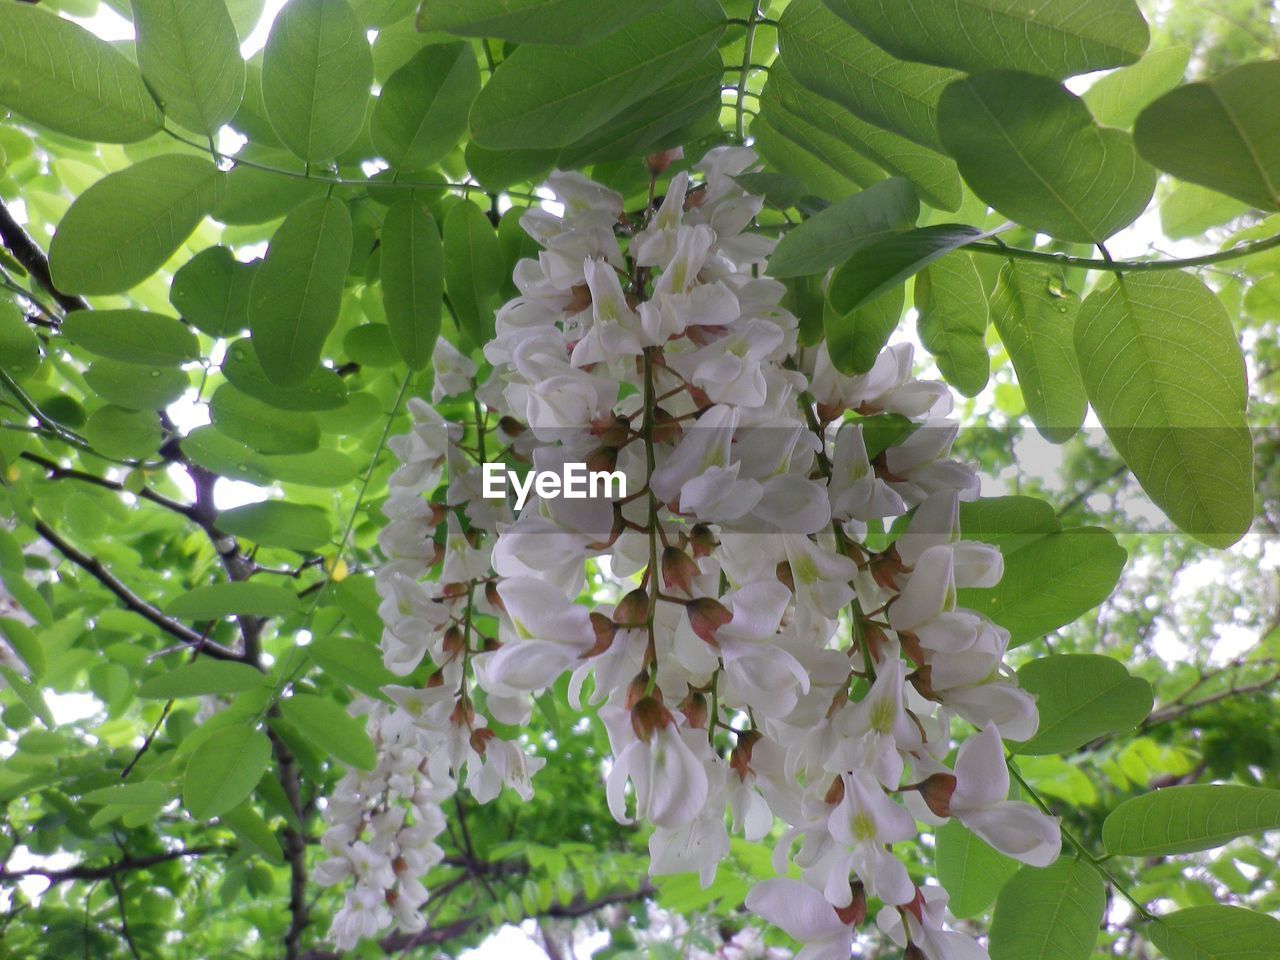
[1103,785,1280,857]
[0,667,53,728]
[131,0,246,135]
[0,3,164,142]
[170,247,256,339]
[419,0,661,44]
[1074,271,1253,547]
[824,0,1148,80]
[1082,45,1189,129]
[826,224,985,313]
[938,71,1155,243]
[768,178,918,279]
[777,0,961,151]
[443,200,505,349]
[989,858,1105,960]
[1134,61,1280,211]
[84,360,189,412]
[916,252,989,397]
[381,199,443,370]
[210,383,321,455]
[279,693,376,770]
[219,800,284,863]
[0,618,45,678]
[1160,183,1252,240]
[248,196,353,386]
[556,54,722,169]
[50,155,226,295]
[60,309,200,366]
[262,0,373,163]
[936,821,1019,919]
[182,426,358,487]
[990,261,1087,443]
[371,43,479,171]
[0,304,41,380]
[82,782,169,807]
[761,64,961,211]
[213,162,329,225]
[309,634,396,700]
[139,660,268,699]
[84,406,162,460]
[752,116,876,205]
[468,0,724,150]
[183,722,272,820]
[1147,906,1280,960]
[221,338,349,412]
[166,582,302,619]
[824,283,905,376]
[958,526,1127,645]
[1013,655,1153,755]
[218,501,333,552]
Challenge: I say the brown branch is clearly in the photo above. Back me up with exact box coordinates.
[270,730,311,960]
[0,198,87,314]
[0,846,225,884]
[297,884,655,960]
[20,451,197,518]
[31,516,244,661]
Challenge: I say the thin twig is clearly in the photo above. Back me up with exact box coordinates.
[31,517,244,661]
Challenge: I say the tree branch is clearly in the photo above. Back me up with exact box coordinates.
[0,846,226,884]
[270,730,311,960]
[297,884,654,960]
[20,451,197,519]
[967,231,1280,273]
[31,516,244,661]
[0,198,88,314]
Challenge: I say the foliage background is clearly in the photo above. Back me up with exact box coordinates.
[0,0,1277,958]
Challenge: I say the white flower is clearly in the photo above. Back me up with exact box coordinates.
[746,878,856,960]
[606,708,710,829]
[943,724,1061,866]
[877,885,989,960]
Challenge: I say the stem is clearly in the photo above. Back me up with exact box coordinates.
[161,128,543,204]
[735,0,764,142]
[969,231,1280,273]
[1007,759,1154,921]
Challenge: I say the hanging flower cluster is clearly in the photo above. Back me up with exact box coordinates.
[324,148,1060,957]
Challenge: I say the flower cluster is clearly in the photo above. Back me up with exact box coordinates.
[338,148,1060,957]
[314,369,543,949]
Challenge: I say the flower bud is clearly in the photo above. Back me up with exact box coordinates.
[916,773,957,818]
[625,674,649,709]
[689,524,717,558]
[583,612,617,658]
[824,775,845,806]
[586,445,618,475]
[651,407,682,445]
[775,561,795,592]
[485,580,504,613]
[497,415,526,438]
[630,695,673,742]
[645,146,683,176]
[834,881,867,927]
[613,587,649,628]
[661,547,700,596]
[729,729,763,781]
[589,412,630,447]
[442,624,465,661]
[565,283,592,315]
[687,596,732,646]
[679,691,708,729]
[469,727,495,755]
